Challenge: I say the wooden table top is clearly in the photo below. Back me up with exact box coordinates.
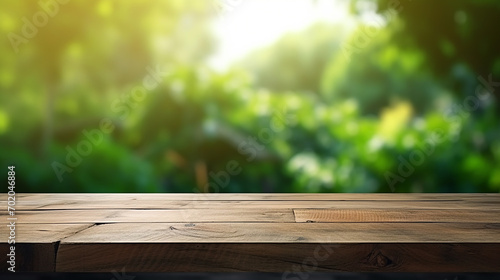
[1,193,499,272]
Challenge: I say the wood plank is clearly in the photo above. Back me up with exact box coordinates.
[5,193,500,200]
[0,209,294,223]
[3,193,498,211]
[3,193,500,207]
[7,207,498,224]
[0,224,93,272]
[6,199,500,211]
[0,223,94,243]
[293,209,500,223]
[60,223,500,243]
[56,243,500,272]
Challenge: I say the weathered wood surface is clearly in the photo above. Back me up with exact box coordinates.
[0,193,499,272]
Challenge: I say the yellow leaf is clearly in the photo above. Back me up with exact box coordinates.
[378,101,413,143]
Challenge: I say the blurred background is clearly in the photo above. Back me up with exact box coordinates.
[1,0,499,193]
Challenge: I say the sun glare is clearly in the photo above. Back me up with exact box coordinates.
[209,0,354,71]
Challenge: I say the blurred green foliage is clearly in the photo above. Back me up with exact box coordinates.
[0,0,499,193]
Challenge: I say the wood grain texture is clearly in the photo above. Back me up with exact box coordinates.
[0,223,94,243]
[3,193,500,211]
[59,222,500,243]
[5,198,500,211]
[293,209,500,223]
[56,243,500,272]
[1,209,294,224]
[0,193,499,272]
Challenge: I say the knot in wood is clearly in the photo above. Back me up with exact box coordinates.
[376,253,390,267]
